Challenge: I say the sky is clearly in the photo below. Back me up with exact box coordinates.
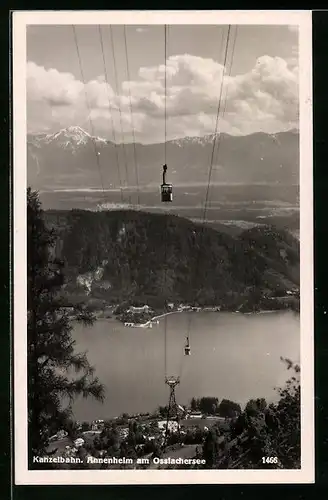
[26,24,299,144]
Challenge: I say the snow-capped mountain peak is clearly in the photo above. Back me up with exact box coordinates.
[46,126,92,145]
[171,133,218,147]
[34,126,108,151]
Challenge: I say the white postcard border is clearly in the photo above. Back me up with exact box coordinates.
[13,9,314,485]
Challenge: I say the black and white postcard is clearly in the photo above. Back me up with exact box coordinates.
[13,10,314,485]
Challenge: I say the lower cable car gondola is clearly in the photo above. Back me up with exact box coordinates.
[161,164,173,202]
[184,336,191,356]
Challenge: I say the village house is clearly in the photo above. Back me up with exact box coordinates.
[118,427,129,440]
[57,429,68,440]
[91,419,104,431]
[127,305,152,314]
[74,437,85,448]
[178,304,191,311]
[158,420,179,433]
[188,411,203,419]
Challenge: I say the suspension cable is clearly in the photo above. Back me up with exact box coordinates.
[164,25,167,166]
[164,24,168,379]
[72,25,107,203]
[123,25,141,207]
[220,26,238,123]
[202,24,232,224]
[178,26,237,380]
[109,25,131,205]
[98,25,124,205]
[184,25,237,361]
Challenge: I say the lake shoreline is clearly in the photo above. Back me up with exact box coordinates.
[94,305,298,328]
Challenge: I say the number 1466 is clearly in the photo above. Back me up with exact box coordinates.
[262,457,279,464]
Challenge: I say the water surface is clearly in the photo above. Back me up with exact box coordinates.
[72,311,300,421]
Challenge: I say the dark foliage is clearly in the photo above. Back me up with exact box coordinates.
[27,189,105,464]
[218,399,242,418]
[189,396,220,415]
[201,358,300,469]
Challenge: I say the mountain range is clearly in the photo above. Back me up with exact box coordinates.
[27,126,299,191]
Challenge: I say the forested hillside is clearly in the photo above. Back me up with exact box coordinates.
[45,209,300,312]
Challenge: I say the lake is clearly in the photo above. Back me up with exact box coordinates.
[71,310,300,422]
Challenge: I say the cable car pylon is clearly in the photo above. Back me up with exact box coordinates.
[163,376,181,449]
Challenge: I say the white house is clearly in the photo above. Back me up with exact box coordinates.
[189,412,203,419]
[127,305,151,314]
[74,438,85,448]
[157,420,179,433]
[56,429,68,440]
[118,428,129,439]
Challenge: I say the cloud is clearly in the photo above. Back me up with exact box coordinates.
[27,52,299,143]
[27,62,84,106]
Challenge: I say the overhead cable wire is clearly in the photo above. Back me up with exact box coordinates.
[164,24,168,166]
[123,25,141,206]
[179,26,233,375]
[164,24,168,379]
[98,25,124,204]
[109,25,131,205]
[201,24,232,224]
[179,26,237,379]
[184,25,237,347]
[214,25,238,163]
[72,25,107,203]
[106,26,133,290]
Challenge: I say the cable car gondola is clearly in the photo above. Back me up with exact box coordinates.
[184,336,191,356]
[161,164,173,202]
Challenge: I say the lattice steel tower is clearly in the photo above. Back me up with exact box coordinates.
[163,376,182,448]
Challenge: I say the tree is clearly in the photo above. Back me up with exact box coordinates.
[81,421,91,432]
[190,397,198,411]
[105,426,120,450]
[199,397,219,415]
[218,399,242,419]
[204,358,301,469]
[65,419,80,441]
[152,442,163,459]
[271,358,301,468]
[203,429,220,468]
[127,428,137,448]
[158,405,169,418]
[27,188,105,464]
[93,436,102,451]
[245,398,267,417]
